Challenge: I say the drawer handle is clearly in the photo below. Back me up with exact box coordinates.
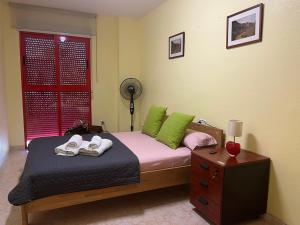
[200,163,209,170]
[200,180,208,188]
[198,196,208,206]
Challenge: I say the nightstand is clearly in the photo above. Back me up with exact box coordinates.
[190,147,270,225]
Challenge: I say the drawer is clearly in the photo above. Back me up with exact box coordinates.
[191,155,223,184]
[190,175,222,204]
[190,188,221,225]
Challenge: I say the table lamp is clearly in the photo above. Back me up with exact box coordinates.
[226,120,243,157]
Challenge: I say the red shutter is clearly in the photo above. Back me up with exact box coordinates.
[24,92,59,140]
[20,32,91,146]
[59,38,89,86]
[24,35,56,86]
[60,92,91,133]
[58,36,91,134]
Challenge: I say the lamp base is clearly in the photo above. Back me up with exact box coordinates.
[226,141,240,157]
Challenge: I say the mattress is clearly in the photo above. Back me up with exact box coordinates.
[113,132,191,172]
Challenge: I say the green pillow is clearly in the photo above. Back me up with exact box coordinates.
[142,106,167,137]
[156,112,195,149]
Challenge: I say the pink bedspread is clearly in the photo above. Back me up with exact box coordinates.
[112,132,191,172]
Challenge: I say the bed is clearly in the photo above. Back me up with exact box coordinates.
[15,122,223,225]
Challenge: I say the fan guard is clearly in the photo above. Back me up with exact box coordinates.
[120,78,142,100]
[120,78,143,131]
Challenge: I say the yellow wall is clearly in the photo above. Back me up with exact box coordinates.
[2,3,23,147]
[91,16,119,132]
[2,0,300,223]
[139,0,300,224]
[118,17,141,131]
[0,0,9,166]
[2,2,141,145]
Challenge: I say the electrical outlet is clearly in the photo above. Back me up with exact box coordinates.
[100,120,105,125]
[198,118,207,124]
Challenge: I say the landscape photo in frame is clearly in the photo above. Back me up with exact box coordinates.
[227,4,264,49]
[169,32,185,59]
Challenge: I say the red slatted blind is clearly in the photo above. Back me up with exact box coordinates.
[20,32,91,146]
[24,36,56,85]
[59,40,88,85]
[60,92,91,133]
[24,92,59,139]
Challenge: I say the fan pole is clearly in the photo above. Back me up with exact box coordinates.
[130,114,134,132]
[130,94,134,132]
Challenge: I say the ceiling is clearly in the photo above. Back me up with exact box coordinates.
[9,0,166,17]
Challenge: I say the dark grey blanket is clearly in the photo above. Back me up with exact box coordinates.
[8,133,140,206]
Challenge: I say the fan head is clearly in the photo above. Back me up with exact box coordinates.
[120,78,143,100]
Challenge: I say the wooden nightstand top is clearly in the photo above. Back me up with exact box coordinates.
[192,147,270,167]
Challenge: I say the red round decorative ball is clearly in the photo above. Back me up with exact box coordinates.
[226,141,240,157]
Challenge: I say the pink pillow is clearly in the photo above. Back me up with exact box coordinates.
[182,131,217,150]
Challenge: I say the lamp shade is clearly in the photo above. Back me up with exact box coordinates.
[227,120,243,137]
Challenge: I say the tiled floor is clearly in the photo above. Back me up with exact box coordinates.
[0,149,274,225]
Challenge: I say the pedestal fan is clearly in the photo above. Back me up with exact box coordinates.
[120,78,143,131]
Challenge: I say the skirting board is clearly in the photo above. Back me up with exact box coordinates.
[263,213,287,225]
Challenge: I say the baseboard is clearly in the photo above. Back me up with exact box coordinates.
[263,213,287,225]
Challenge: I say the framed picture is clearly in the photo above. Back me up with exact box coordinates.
[226,4,264,49]
[169,32,185,59]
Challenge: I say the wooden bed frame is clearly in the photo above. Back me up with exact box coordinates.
[20,123,223,225]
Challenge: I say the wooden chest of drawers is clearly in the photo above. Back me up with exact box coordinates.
[190,147,270,225]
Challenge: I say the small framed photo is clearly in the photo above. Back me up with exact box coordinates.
[169,32,185,59]
[226,4,264,49]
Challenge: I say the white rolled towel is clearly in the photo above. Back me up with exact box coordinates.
[79,139,112,157]
[79,141,90,151]
[66,135,82,148]
[55,143,80,156]
[88,136,102,149]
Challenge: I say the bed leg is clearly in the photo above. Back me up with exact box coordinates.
[21,206,29,225]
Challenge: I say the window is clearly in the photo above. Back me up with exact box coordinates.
[20,32,91,146]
